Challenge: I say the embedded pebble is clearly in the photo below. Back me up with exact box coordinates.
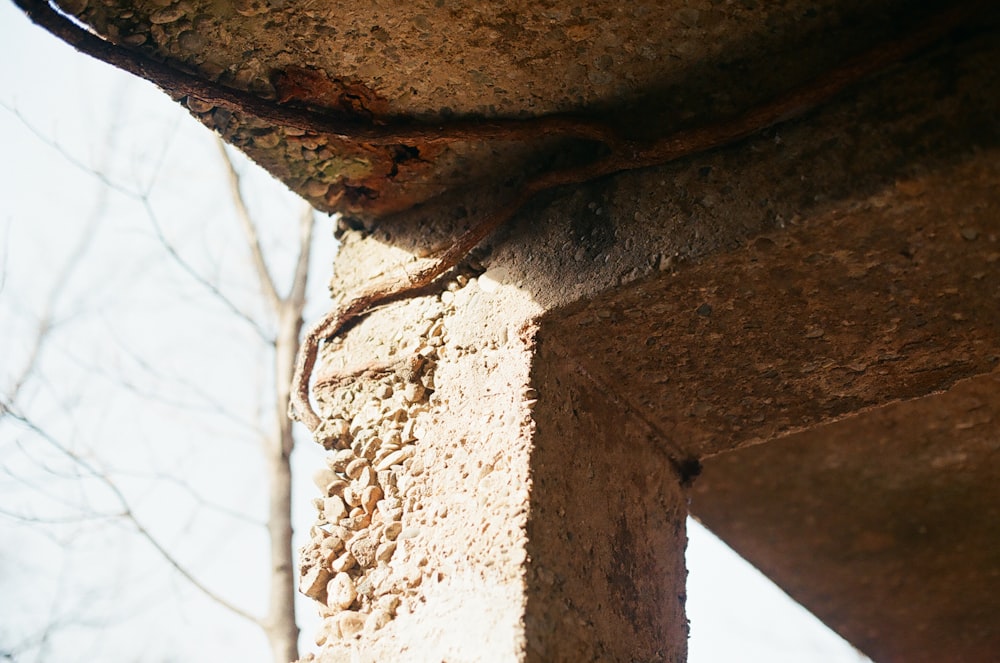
[403,382,426,403]
[349,533,378,567]
[121,33,148,46]
[375,541,397,563]
[326,573,357,611]
[345,458,369,480]
[361,485,383,513]
[327,448,358,472]
[378,594,400,614]
[343,485,362,508]
[150,5,185,23]
[326,479,349,498]
[315,618,337,646]
[383,521,403,541]
[365,608,393,632]
[300,319,444,642]
[305,179,329,197]
[375,447,413,471]
[185,96,214,113]
[300,565,331,601]
[312,468,336,492]
[319,533,344,561]
[324,497,348,524]
[336,611,365,638]
[331,552,356,573]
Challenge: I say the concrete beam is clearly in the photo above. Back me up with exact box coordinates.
[690,372,1000,663]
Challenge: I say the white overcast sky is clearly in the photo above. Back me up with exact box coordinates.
[1,3,871,662]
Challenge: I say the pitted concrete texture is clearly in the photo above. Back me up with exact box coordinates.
[301,19,999,659]
[55,0,963,217]
[690,372,1000,663]
[299,266,688,662]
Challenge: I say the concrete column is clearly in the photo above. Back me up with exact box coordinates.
[525,339,688,662]
[297,222,689,661]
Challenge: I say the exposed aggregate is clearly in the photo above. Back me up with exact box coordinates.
[297,290,450,646]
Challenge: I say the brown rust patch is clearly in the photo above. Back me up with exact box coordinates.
[272,65,391,121]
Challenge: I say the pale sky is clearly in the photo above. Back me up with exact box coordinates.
[1,4,871,662]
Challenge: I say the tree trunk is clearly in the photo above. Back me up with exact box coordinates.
[265,310,304,663]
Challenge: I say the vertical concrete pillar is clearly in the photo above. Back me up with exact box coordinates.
[525,339,688,662]
[297,231,689,661]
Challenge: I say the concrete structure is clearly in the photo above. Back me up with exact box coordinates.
[26,0,1000,660]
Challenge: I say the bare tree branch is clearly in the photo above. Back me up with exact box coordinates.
[215,139,282,313]
[64,323,265,440]
[109,469,265,529]
[1,403,264,627]
[2,101,273,343]
[0,102,139,199]
[287,204,315,313]
[140,196,273,342]
[5,187,103,407]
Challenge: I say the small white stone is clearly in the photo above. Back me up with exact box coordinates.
[375,540,397,563]
[343,485,362,508]
[375,447,414,471]
[319,533,344,561]
[362,485,383,513]
[327,448,357,472]
[365,608,393,633]
[299,564,331,601]
[326,479,349,498]
[312,468,336,492]
[315,617,338,646]
[357,465,376,488]
[326,572,357,611]
[403,382,425,403]
[331,551,356,573]
[478,265,511,293]
[324,497,348,524]
[345,458,368,480]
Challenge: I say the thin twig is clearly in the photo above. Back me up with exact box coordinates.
[215,139,282,312]
[3,404,264,627]
[141,196,272,342]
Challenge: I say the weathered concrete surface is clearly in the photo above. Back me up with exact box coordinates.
[546,152,1000,459]
[299,72,999,663]
[55,0,973,217]
[296,22,1000,659]
[299,257,688,661]
[690,372,1000,663]
[526,343,688,662]
[44,0,1000,660]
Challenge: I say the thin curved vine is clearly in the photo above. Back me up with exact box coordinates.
[13,0,988,432]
